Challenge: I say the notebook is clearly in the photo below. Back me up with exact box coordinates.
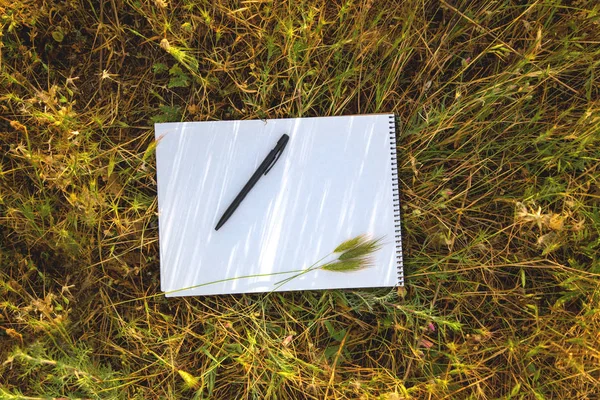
[154,114,403,296]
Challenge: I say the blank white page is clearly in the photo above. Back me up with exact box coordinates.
[155,114,403,296]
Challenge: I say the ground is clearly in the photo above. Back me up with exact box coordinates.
[0,0,599,399]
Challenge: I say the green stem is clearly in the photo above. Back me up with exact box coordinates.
[166,252,335,296]
[271,253,333,289]
[164,269,305,296]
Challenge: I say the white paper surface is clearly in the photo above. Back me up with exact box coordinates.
[155,114,401,296]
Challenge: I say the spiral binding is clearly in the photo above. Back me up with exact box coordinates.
[389,114,404,286]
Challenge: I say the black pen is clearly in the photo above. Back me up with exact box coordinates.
[215,133,290,231]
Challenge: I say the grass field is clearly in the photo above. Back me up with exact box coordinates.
[1,0,600,398]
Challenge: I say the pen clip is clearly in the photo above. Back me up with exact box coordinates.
[264,148,284,175]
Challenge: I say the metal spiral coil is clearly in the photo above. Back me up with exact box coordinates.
[389,114,404,286]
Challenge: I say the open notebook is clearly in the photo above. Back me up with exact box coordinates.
[155,114,403,296]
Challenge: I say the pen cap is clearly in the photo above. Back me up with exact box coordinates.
[277,134,290,147]
[264,134,290,175]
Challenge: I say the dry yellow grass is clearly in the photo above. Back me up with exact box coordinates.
[1,0,599,398]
